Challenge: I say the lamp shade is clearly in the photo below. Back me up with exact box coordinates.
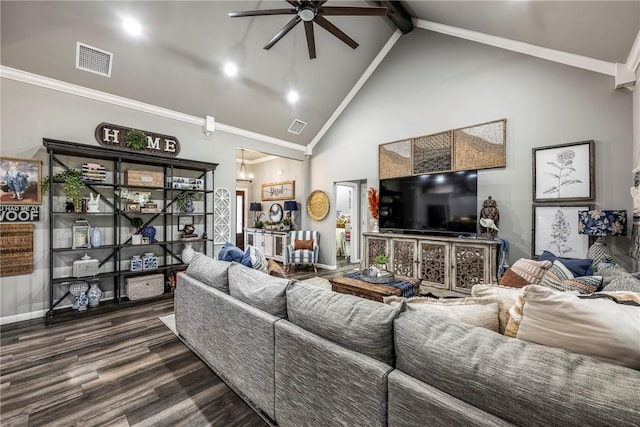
[284,201,298,211]
[249,202,262,212]
[578,210,627,236]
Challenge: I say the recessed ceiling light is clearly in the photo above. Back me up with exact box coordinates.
[122,16,142,37]
[287,90,299,104]
[224,62,238,77]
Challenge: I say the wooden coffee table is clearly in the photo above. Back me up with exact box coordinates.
[330,275,420,302]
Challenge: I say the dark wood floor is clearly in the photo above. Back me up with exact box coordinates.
[0,262,358,427]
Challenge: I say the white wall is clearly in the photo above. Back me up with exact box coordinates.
[310,29,634,268]
[0,78,304,322]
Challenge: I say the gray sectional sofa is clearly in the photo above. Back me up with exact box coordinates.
[175,254,640,427]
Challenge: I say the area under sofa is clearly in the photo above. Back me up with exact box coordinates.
[175,254,640,427]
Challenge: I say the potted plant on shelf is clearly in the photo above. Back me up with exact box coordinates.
[281,217,292,231]
[174,191,201,213]
[41,169,85,211]
[130,217,144,245]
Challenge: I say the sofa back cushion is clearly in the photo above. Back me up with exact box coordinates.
[228,262,289,318]
[186,252,230,293]
[471,284,522,334]
[286,280,404,365]
[394,310,640,426]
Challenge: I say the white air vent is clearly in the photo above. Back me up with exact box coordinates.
[288,119,307,135]
[76,42,113,77]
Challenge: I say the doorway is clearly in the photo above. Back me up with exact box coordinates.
[236,190,246,250]
[335,180,364,267]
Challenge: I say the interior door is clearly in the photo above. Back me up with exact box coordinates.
[236,190,245,250]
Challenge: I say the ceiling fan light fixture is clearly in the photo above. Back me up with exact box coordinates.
[298,6,316,22]
[287,90,299,104]
[223,62,238,77]
[122,16,143,37]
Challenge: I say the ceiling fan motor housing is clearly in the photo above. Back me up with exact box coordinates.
[298,6,316,22]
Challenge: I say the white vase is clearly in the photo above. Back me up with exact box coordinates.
[182,243,195,264]
[90,227,102,247]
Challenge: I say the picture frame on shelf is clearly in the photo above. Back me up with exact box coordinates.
[126,202,141,213]
[533,140,595,203]
[178,215,194,231]
[532,204,594,259]
[0,156,42,205]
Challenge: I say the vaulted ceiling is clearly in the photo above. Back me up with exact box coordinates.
[2,1,639,157]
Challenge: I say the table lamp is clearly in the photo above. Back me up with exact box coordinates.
[578,209,627,264]
[249,202,262,225]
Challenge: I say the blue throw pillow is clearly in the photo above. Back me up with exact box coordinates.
[218,242,244,263]
[539,251,594,276]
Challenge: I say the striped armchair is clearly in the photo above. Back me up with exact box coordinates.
[286,230,320,272]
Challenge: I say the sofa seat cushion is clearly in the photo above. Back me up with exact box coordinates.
[186,253,231,293]
[286,280,404,365]
[394,310,640,426]
[384,296,499,332]
[505,285,640,369]
[228,262,289,318]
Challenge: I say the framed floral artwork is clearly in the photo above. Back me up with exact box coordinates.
[0,157,42,205]
[532,140,594,203]
[532,204,594,259]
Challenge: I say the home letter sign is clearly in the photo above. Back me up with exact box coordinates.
[95,123,181,157]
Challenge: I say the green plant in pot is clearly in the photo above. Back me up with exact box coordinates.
[126,129,147,150]
[41,169,85,208]
[129,217,144,244]
[174,191,201,213]
[374,254,389,271]
[282,217,292,230]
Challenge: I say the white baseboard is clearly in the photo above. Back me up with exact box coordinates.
[1,309,47,325]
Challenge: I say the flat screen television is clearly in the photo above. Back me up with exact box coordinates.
[379,171,478,235]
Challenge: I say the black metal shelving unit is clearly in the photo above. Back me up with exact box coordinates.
[44,138,218,324]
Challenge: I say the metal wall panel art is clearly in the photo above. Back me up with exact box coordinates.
[379,139,411,179]
[412,131,453,174]
[453,119,506,171]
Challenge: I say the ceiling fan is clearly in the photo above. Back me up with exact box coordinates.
[228,1,388,59]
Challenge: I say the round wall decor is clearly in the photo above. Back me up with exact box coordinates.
[307,190,330,221]
[269,203,283,223]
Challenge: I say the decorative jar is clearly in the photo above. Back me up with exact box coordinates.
[87,280,102,307]
[182,243,195,264]
[130,255,143,271]
[142,252,158,270]
[90,227,102,247]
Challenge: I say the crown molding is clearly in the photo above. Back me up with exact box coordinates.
[413,18,617,77]
[0,65,305,152]
[626,30,640,74]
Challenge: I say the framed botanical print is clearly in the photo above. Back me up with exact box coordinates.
[0,157,42,205]
[532,204,594,259]
[533,140,595,203]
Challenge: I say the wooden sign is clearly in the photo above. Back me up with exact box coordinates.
[0,223,34,277]
[261,180,295,201]
[95,122,181,157]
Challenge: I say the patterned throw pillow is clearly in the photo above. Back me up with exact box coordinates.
[241,245,268,273]
[539,260,602,294]
[505,285,640,369]
[539,250,594,276]
[294,239,314,250]
[499,258,552,288]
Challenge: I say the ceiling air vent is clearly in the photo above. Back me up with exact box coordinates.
[76,42,113,77]
[288,119,307,135]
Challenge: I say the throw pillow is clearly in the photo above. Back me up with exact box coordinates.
[286,280,404,365]
[498,258,552,288]
[267,258,287,278]
[539,260,602,294]
[185,252,231,293]
[505,285,640,369]
[217,242,244,263]
[539,250,594,276]
[294,239,314,251]
[384,296,500,332]
[228,262,289,318]
[471,284,522,333]
[241,245,268,273]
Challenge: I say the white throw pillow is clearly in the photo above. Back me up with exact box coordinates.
[471,284,522,334]
[385,296,500,332]
[505,285,640,369]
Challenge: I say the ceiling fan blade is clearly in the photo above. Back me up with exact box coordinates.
[314,1,328,7]
[304,21,316,59]
[285,0,300,7]
[264,16,302,50]
[314,15,358,49]
[319,6,387,16]
[228,8,296,18]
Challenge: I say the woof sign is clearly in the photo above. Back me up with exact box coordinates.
[0,206,40,222]
[95,123,181,157]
